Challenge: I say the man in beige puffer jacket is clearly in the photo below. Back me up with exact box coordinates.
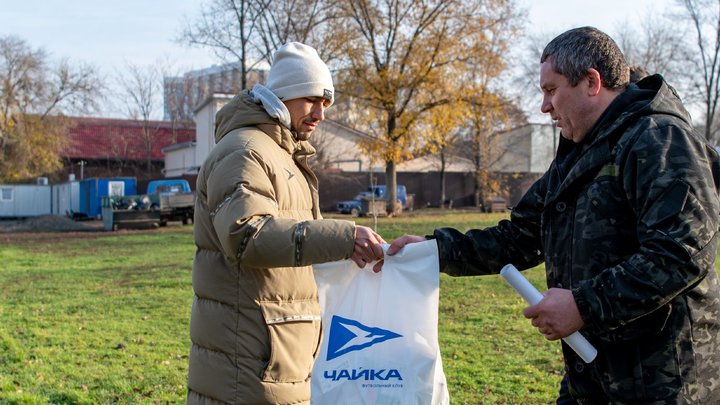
[187,42,385,405]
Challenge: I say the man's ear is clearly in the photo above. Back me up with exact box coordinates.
[586,68,602,96]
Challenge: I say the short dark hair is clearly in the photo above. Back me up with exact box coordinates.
[541,26,630,90]
[629,65,649,83]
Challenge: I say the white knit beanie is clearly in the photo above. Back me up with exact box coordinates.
[266,42,334,106]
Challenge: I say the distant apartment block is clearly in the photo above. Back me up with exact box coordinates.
[163,62,267,120]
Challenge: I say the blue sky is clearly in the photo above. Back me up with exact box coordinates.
[0,0,669,118]
[1,0,217,73]
[526,0,662,36]
[1,0,667,74]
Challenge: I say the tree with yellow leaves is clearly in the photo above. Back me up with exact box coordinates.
[0,36,101,182]
[331,0,524,214]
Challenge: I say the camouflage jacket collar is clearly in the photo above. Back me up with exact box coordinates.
[546,75,687,206]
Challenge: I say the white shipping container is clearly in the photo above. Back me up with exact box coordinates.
[0,184,52,218]
[52,181,80,216]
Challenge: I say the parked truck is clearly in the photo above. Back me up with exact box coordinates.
[101,179,195,230]
[146,179,195,226]
[336,185,414,216]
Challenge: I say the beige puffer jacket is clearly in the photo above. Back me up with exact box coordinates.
[187,90,356,404]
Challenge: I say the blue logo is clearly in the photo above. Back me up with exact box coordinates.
[326,315,402,361]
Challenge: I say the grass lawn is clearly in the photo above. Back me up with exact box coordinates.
[2,210,709,404]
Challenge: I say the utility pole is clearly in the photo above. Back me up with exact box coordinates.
[78,160,86,180]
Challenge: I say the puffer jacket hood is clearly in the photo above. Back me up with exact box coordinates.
[215,89,316,158]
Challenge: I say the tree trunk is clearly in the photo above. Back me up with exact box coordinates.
[440,149,447,208]
[386,113,398,215]
[386,160,397,215]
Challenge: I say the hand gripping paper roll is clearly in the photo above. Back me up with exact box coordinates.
[500,264,598,363]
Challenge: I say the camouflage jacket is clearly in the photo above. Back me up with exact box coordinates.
[434,75,720,403]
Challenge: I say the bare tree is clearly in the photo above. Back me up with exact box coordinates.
[512,30,555,124]
[0,35,101,182]
[616,14,689,79]
[116,61,163,175]
[679,0,720,142]
[108,130,133,175]
[163,74,195,141]
[180,0,263,89]
[180,0,341,89]
[159,61,201,141]
[253,0,342,62]
[176,0,339,140]
[613,9,697,111]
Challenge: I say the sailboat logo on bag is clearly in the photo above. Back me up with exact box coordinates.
[326,315,402,361]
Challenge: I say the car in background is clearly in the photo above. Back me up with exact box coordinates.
[336,185,413,216]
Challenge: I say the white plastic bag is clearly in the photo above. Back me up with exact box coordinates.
[311,240,450,405]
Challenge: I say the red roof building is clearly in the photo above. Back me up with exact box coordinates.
[64,117,195,161]
[59,117,196,182]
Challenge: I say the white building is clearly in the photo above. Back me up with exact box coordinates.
[494,123,557,174]
[162,93,557,180]
[162,93,234,178]
[0,183,52,218]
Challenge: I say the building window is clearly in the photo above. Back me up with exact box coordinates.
[1,188,12,201]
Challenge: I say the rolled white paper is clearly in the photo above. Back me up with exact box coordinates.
[500,264,598,363]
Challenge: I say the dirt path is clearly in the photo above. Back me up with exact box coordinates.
[0,215,104,234]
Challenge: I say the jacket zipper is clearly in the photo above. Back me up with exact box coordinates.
[293,222,306,265]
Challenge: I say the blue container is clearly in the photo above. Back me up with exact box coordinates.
[79,177,137,218]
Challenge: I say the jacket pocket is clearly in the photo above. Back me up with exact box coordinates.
[596,303,672,343]
[258,299,322,383]
[598,315,682,402]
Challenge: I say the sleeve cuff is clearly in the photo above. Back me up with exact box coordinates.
[572,284,594,328]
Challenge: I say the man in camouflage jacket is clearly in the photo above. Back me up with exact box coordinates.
[382,27,720,404]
